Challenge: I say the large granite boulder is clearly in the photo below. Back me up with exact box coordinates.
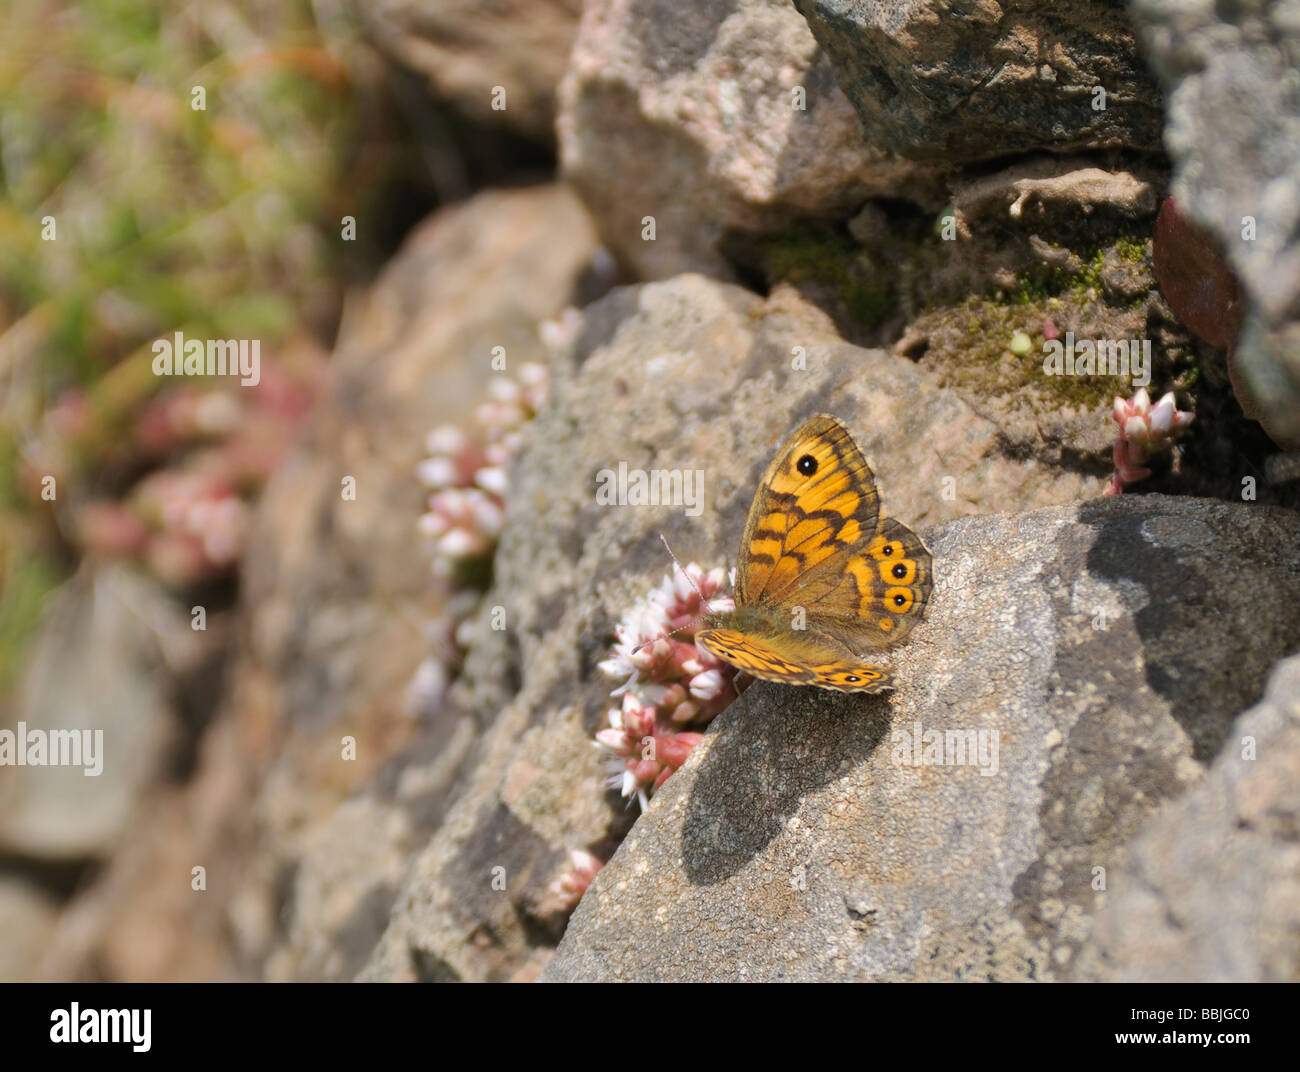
[559,0,941,278]
[1133,0,1300,446]
[793,0,1163,162]
[353,271,1176,981]
[543,496,1300,980]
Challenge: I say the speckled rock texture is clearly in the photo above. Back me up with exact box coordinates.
[1073,651,1300,982]
[245,185,599,981]
[558,0,942,277]
[793,0,1163,163]
[1132,0,1300,447]
[542,496,1300,980]
[348,272,1299,981]
[358,270,1117,981]
[358,0,582,142]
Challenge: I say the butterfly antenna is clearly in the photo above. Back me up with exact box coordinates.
[629,534,715,657]
[658,533,711,606]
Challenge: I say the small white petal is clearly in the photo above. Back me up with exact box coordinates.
[417,512,448,537]
[597,655,629,678]
[469,495,504,529]
[1149,399,1174,434]
[639,683,671,705]
[595,729,625,751]
[487,377,519,404]
[416,458,457,489]
[689,669,726,700]
[474,466,508,496]
[425,426,466,455]
[438,529,478,557]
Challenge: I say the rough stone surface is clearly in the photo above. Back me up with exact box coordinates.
[558,0,942,278]
[235,184,596,828]
[1072,651,1300,982]
[17,186,601,983]
[16,1,1299,986]
[233,184,600,978]
[0,877,58,982]
[542,496,1300,981]
[1132,0,1300,447]
[358,0,583,142]
[0,564,191,859]
[359,272,1150,981]
[794,0,1163,163]
[33,766,251,982]
[261,702,482,982]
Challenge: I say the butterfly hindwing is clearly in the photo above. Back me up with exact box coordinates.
[695,626,892,694]
[826,515,933,650]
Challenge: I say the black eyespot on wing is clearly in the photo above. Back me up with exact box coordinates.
[893,593,906,606]
[892,563,907,579]
[796,453,818,475]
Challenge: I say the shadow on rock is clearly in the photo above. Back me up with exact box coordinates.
[1076,498,1300,762]
[681,685,890,885]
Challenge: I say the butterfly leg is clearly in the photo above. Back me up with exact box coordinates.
[733,670,751,718]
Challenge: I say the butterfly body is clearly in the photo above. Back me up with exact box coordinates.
[696,414,932,694]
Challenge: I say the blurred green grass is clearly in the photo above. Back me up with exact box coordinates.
[0,0,364,688]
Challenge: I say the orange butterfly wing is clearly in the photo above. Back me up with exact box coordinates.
[694,627,891,693]
[736,415,881,606]
[698,414,932,693]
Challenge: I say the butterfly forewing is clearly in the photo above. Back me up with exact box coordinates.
[736,415,881,606]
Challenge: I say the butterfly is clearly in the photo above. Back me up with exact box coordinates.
[695,414,932,693]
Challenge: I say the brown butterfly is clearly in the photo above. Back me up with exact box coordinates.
[695,414,932,693]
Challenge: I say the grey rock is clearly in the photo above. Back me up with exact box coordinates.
[24,187,602,983]
[558,0,942,278]
[0,877,58,982]
[359,273,1148,981]
[237,184,596,782]
[1073,650,1300,982]
[358,0,582,143]
[238,185,600,978]
[0,564,189,859]
[264,795,420,983]
[542,496,1300,980]
[1132,0,1300,446]
[794,0,1163,163]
